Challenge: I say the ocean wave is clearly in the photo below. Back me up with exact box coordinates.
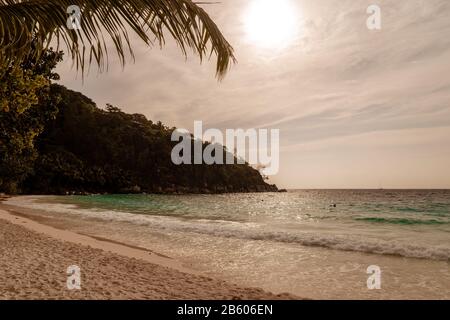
[6,196,450,262]
[354,217,448,225]
[147,220,450,261]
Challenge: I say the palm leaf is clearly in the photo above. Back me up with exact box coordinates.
[0,0,235,78]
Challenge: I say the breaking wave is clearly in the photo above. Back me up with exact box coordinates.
[6,196,450,261]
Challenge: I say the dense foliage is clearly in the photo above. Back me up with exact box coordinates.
[22,85,277,194]
[0,49,62,193]
[1,48,275,195]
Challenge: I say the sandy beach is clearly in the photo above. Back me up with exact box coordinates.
[2,193,448,300]
[0,207,295,300]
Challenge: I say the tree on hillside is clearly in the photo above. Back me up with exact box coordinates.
[0,49,63,193]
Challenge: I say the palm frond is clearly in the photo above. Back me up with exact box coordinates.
[0,0,235,78]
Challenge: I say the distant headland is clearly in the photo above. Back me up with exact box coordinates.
[16,85,278,196]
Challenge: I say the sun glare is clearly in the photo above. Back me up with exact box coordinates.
[245,0,300,49]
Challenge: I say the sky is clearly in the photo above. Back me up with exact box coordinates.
[56,0,450,189]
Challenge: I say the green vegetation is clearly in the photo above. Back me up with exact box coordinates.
[0,4,274,195]
[0,0,234,78]
[23,84,277,195]
[1,50,276,195]
[0,49,62,193]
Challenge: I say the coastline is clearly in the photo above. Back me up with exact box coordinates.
[0,205,297,300]
[2,193,448,300]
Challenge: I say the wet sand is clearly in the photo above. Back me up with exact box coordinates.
[0,208,296,300]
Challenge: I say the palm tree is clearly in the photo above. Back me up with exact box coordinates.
[0,0,235,78]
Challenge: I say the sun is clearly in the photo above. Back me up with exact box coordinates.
[244,0,300,49]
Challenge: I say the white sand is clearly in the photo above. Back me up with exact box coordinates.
[0,208,296,300]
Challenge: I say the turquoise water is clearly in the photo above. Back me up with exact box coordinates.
[7,190,450,299]
[25,189,450,260]
[54,190,450,224]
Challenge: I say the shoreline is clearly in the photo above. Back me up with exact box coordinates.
[0,207,189,273]
[0,205,297,300]
[3,194,448,300]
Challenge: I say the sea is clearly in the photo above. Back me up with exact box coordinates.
[5,189,450,299]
